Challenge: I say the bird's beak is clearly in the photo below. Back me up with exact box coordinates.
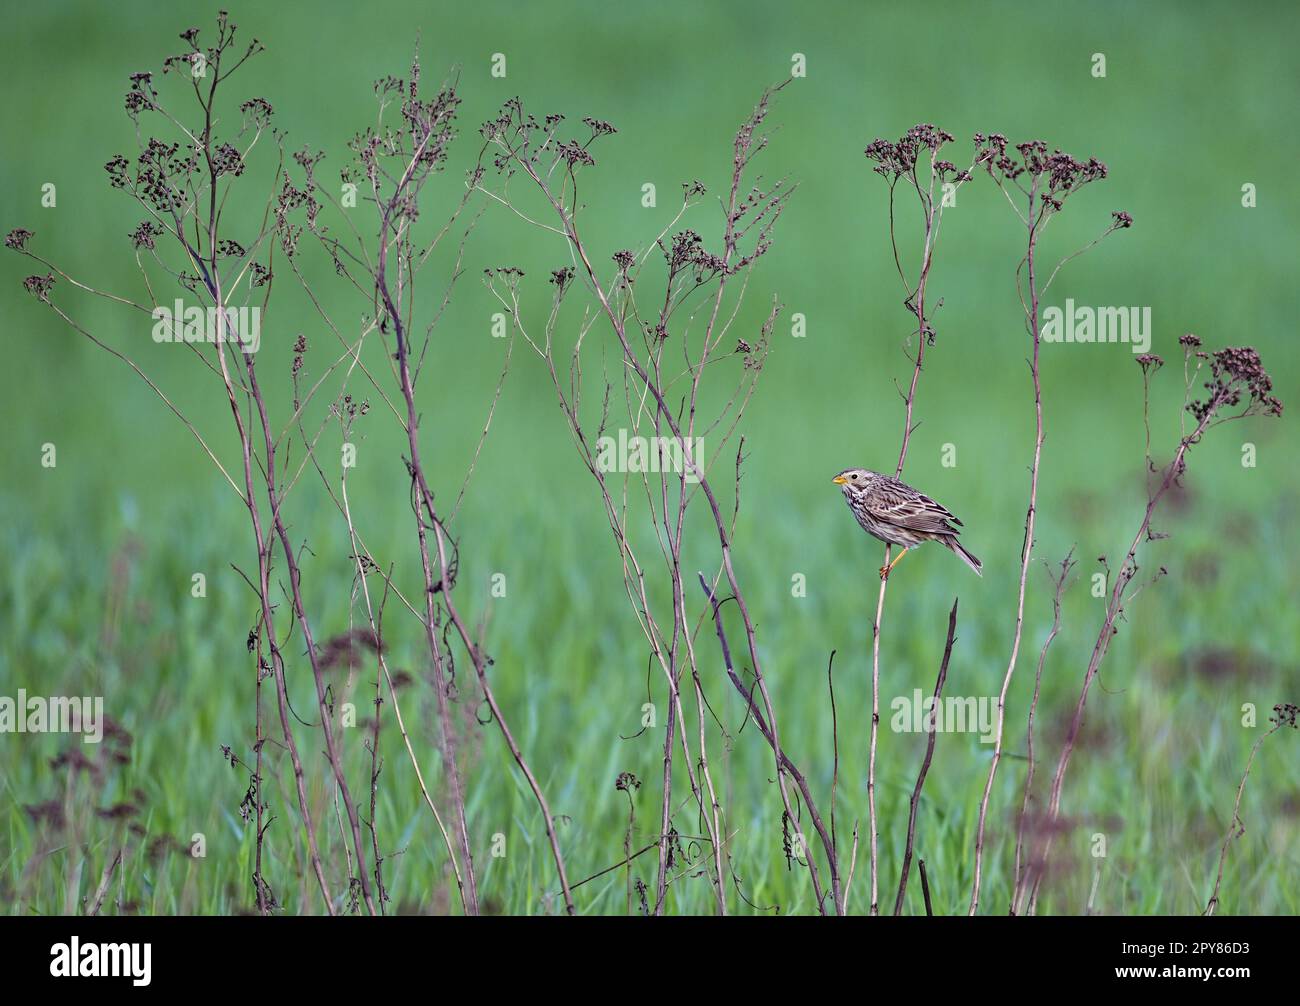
[832,475,848,485]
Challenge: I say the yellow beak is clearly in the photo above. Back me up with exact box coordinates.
[832,475,848,485]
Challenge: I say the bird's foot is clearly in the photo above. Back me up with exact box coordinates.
[878,565,890,581]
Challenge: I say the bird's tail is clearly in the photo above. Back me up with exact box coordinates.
[946,537,983,577]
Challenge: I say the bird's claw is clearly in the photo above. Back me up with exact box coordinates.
[878,565,890,581]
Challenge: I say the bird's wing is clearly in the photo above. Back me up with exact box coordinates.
[869,481,963,534]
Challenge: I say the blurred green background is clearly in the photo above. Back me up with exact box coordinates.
[1,0,1296,915]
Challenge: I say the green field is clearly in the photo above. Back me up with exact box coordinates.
[1,1,1296,915]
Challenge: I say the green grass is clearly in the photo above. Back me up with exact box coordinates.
[2,466,1296,914]
[1,0,1297,915]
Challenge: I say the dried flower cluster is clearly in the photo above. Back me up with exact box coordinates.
[1187,344,1283,422]
[865,124,969,182]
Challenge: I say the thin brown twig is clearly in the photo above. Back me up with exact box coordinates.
[894,598,958,915]
[1204,705,1297,915]
[86,847,123,916]
[1011,551,1075,915]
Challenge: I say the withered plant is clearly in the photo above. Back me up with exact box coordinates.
[8,12,570,916]
[6,11,1291,920]
[966,135,1129,914]
[473,86,851,914]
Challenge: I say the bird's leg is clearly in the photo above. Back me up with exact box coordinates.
[879,547,909,580]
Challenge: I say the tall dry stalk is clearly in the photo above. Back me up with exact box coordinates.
[966,135,1125,914]
[893,598,958,916]
[8,15,577,916]
[1024,339,1281,912]
[1204,702,1297,915]
[9,13,375,913]
[477,86,844,913]
[1009,550,1074,915]
[857,125,975,915]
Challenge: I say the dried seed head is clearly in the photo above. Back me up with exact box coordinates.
[5,228,33,251]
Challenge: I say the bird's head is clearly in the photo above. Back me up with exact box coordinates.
[832,468,877,496]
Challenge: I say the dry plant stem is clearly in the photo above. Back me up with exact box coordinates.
[498,294,721,916]
[284,69,488,916]
[395,311,576,916]
[646,321,705,913]
[969,181,1044,916]
[649,341,726,914]
[672,513,727,914]
[408,454,480,917]
[656,189,764,916]
[200,32,347,914]
[283,345,473,915]
[201,154,376,914]
[655,686,679,912]
[207,305,335,914]
[9,18,583,918]
[918,858,934,915]
[494,90,808,909]
[252,629,270,915]
[248,547,331,913]
[33,302,241,497]
[375,239,575,915]
[658,379,728,912]
[306,63,569,914]
[19,34,342,913]
[664,171,754,925]
[1024,339,1280,912]
[860,137,969,916]
[560,212,826,910]
[1010,552,1073,915]
[867,568,888,915]
[893,598,958,916]
[506,287,714,917]
[650,408,729,913]
[366,686,386,911]
[339,479,470,913]
[1204,717,1287,915]
[239,340,378,917]
[966,138,1122,913]
[829,650,841,870]
[368,144,478,917]
[867,255,928,916]
[844,818,861,904]
[622,788,636,914]
[1028,412,1212,913]
[700,576,838,911]
[292,220,481,912]
[571,842,658,893]
[87,847,122,916]
[351,552,389,910]
[462,611,577,916]
[675,623,728,915]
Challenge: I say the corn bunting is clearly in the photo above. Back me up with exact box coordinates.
[833,468,982,579]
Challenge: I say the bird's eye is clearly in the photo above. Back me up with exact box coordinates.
[851,473,858,480]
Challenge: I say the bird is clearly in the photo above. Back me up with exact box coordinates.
[832,468,982,580]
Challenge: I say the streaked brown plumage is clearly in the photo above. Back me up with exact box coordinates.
[833,468,982,579]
